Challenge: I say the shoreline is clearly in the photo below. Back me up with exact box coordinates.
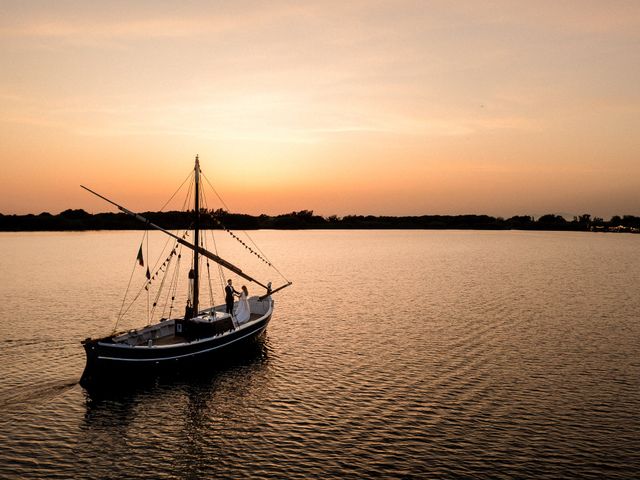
[1,209,639,233]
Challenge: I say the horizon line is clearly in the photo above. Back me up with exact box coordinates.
[2,208,639,222]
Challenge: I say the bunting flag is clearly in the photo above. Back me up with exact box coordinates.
[146,267,151,280]
[137,245,144,266]
[208,212,272,267]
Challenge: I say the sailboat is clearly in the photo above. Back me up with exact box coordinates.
[80,156,291,382]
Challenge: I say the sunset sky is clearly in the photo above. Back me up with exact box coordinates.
[1,1,639,218]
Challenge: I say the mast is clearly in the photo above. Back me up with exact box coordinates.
[82,183,272,289]
[80,182,292,294]
[192,155,200,317]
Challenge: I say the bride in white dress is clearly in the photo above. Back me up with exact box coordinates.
[235,285,251,325]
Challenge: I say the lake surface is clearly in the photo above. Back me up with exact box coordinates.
[0,230,638,479]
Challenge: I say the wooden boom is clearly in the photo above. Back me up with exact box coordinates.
[81,185,272,291]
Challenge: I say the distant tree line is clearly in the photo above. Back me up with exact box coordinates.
[1,209,639,232]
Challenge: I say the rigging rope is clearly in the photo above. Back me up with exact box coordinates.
[149,240,180,322]
[146,230,150,325]
[200,188,219,305]
[166,246,184,319]
[114,229,148,334]
[113,173,196,331]
[205,209,227,299]
[200,215,215,308]
[201,169,289,283]
[159,171,193,212]
[118,230,190,324]
[160,242,180,319]
[113,160,290,332]
[146,233,175,324]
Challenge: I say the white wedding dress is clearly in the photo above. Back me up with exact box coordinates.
[235,292,251,324]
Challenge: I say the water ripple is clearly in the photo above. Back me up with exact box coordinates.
[0,230,638,479]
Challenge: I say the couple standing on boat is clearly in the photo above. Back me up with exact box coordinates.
[225,279,251,325]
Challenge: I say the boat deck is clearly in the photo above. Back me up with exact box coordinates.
[139,313,263,347]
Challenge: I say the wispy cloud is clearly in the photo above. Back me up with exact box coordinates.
[1,0,639,216]
[0,2,322,41]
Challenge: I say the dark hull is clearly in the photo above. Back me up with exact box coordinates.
[81,314,271,386]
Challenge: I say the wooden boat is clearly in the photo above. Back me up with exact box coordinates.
[80,156,291,383]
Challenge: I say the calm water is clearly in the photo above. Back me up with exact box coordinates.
[0,230,638,479]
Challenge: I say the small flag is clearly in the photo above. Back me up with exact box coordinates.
[137,245,144,266]
[146,267,151,280]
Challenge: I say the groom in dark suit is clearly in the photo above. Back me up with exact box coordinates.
[225,279,239,315]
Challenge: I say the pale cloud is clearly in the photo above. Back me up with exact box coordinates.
[0,18,220,39]
[1,0,639,215]
[0,2,321,41]
[441,0,640,35]
[1,86,539,144]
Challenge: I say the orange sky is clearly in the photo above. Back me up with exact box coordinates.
[1,1,639,218]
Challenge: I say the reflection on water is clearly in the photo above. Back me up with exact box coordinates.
[0,230,639,479]
[78,338,273,479]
